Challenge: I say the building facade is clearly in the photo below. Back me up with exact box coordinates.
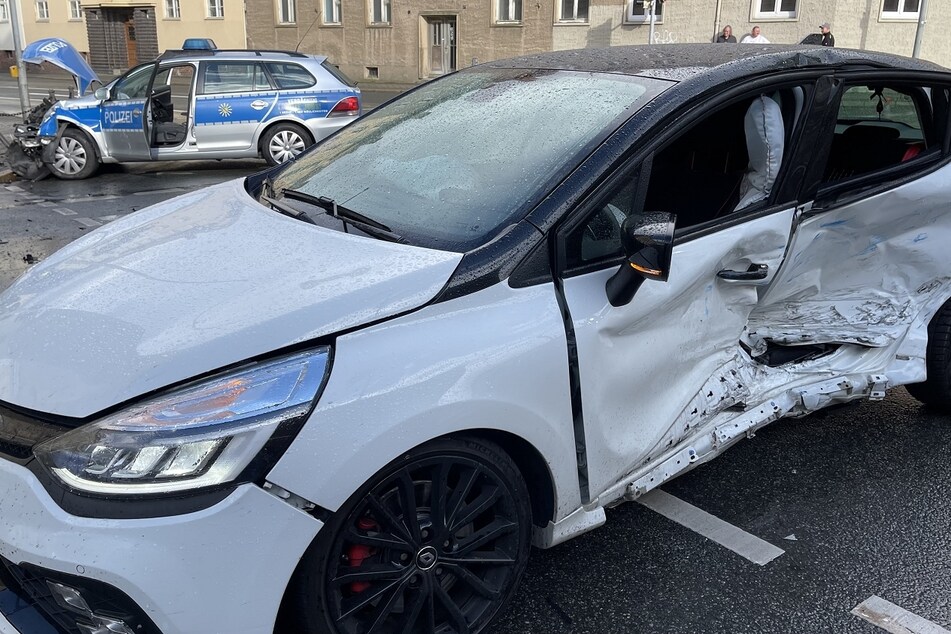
[0,0,248,75]
[245,0,949,88]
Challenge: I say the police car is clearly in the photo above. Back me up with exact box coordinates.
[37,49,361,179]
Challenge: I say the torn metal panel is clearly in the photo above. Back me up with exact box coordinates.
[562,208,796,500]
[749,165,951,352]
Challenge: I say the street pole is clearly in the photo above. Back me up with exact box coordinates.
[912,0,930,59]
[8,0,30,113]
[648,0,656,45]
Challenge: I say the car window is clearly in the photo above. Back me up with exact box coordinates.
[822,84,935,183]
[113,64,154,100]
[563,85,809,270]
[319,60,355,88]
[564,171,641,269]
[202,62,272,94]
[273,69,670,252]
[265,62,316,90]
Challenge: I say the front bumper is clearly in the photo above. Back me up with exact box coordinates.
[0,458,322,634]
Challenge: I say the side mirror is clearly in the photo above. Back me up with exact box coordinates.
[94,87,110,101]
[605,212,676,307]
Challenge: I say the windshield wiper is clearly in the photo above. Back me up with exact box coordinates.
[280,188,405,243]
[261,194,318,225]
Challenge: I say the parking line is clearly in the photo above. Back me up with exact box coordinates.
[637,489,785,565]
[852,596,951,634]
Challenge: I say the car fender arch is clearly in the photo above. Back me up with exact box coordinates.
[254,116,315,150]
[50,116,115,164]
[265,281,583,529]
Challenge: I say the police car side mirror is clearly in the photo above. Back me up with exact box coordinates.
[605,212,676,307]
[94,87,110,101]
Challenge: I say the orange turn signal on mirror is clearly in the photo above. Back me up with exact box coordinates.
[630,262,662,276]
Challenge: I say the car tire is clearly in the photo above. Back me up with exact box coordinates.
[906,298,951,411]
[277,435,532,634]
[262,123,313,166]
[48,128,99,180]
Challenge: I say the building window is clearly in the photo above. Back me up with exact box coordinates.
[35,0,49,19]
[278,0,296,23]
[753,0,798,19]
[207,0,224,18]
[68,0,82,19]
[496,0,521,23]
[165,0,180,18]
[369,0,389,24]
[323,0,341,24]
[0,0,9,21]
[881,0,919,19]
[626,0,662,23]
[559,0,588,21]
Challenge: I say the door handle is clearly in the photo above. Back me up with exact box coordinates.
[132,109,142,117]
[717,263,769,281]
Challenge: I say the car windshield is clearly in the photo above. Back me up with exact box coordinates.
[272,68,670,251]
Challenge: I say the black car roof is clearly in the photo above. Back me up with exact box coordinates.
[484,44,947,82]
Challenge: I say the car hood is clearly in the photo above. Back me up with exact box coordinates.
[0,179,463,418]
[56,92,102,110]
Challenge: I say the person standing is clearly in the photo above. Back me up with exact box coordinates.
[741,26,770,43]
[819,22,835,46]
[716,25,737,43]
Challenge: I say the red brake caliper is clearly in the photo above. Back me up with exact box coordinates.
[347,517,379,593]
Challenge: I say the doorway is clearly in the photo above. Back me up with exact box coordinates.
[124,17,138,66]
[426,17,456,77]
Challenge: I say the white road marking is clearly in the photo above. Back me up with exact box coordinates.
[53,207,76,216]
[852,596,951,634]
[74,217,102,227]
[638,489,785,565]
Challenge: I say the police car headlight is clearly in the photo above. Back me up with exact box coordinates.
[34,349,331,495]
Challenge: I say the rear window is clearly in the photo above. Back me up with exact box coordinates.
[320,60,356,88]
[265,62,316,90]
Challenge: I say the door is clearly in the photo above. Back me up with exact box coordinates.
[194,60,278,153]
[125,18,138,66]
[557,85,812,498]
[428,18,456,76]
[748,76,951,362]
[101,63,155,161]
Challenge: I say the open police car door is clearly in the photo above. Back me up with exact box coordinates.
[101,62,156,160]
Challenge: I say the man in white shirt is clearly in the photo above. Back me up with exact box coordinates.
[741,26,770,43]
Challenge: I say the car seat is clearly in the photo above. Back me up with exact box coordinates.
[734,95,785,211]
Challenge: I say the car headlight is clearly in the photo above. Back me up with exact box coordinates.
[34,348,330,496]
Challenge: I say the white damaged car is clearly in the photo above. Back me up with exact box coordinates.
[1,44,951,634]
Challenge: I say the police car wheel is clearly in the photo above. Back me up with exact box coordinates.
[49,128,99,180]
[263,123,313,166]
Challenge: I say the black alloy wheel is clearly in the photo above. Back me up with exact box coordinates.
[280,436,532,634]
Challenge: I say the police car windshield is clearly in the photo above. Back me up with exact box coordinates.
[271,68,669,252]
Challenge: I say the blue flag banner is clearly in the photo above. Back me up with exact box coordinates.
[22,38,100,95]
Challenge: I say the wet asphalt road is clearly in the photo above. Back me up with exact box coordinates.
[496,389,951,633]
[0,148,949,634]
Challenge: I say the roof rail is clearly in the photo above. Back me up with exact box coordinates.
[158,49,310,60]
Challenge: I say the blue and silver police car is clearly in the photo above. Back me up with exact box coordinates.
[37,49,361,179]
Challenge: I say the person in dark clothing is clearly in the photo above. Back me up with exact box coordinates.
[820,22,835,46]
[716,25,737,43]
